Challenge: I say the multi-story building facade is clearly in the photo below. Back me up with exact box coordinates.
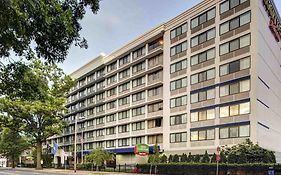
[48,0,281,164]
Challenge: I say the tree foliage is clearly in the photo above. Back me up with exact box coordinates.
[0,59,75,169]
[222,139,276,164]
[0,128,29,168]
[201,151,210,163]
[194,154,201,163]
[181,153,188,162]
[86,147,113,171]
[160,154,168,163]
[0,0,100,63]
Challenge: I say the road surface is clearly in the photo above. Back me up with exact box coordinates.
[0,168,141,175]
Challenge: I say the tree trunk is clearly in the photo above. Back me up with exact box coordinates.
[36,141,43,170]
[12,159,15,168]
[96,164,99,171]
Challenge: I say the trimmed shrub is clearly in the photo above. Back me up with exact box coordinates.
[201,151,210,163]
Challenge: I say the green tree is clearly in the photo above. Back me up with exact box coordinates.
[201,151,210,163]
[148,144,161,164]
[172,154,179,163]
[0,59,75,169]
[0,0,100,63]
[187,152,194,162]
[168,155,173,163]
[86,147,113,171]
[160,154,167,163]
[210,153,217,163]
[220,151,227,163]
[194,154,201,163]
[0,128,29,168]
[181,153,188,162]
[223,139,276,164]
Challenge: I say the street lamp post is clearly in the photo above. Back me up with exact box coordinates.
[74,116,85,173]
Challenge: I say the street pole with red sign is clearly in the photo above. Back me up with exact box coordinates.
[216,146,221,175]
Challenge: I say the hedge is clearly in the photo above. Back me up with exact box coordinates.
[136,163,281,175]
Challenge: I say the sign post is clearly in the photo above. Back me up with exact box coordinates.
[216,146,221,175]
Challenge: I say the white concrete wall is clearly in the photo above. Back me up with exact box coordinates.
[255,0,281,162]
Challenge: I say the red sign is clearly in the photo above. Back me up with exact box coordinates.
[216,154,221,162]
[269,20,281,42]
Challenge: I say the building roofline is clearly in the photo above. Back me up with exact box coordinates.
[69,0,217,78]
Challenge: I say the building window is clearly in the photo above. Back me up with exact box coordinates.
[170,59,187,73]
[191,48,215,66]
[118,110,130,120]
[170,132,187,143]
[148,71,162,82]
[119,54,130,66]
[96,117,104,125]
[132,121,145,131]
[106,140,115,148]
[118,138,129,147]
[190,108,215,122]
[107,61,117,72]
[220,57,250,76]
[148,118,162,128]
[96,68,105,79]
[133,46,145,60]
[119,68,130,79]
[119,82,130,93]
[96,104,105,113]
[87,73,95,82]
[191,28,215,47]
[220,11,251,35]
[96,80,105,89]
[170,23,188,39]
[118,124,129,133]
[219,34,251,55]
[148,102,163,113]
[132,91,145,102]
[119,96,130,106]
[190,68,215,84]
[170,113,187,126]
[107,100,116,110]
[106,114,116,122]
[170,41,188,56]
[107,87,116,97]
[131,136,145,146]
[170,95,187,108]
[191,7,216,29]
[219,124,250,139]
[220,0,248,14]
[220,79,250,96]
[219,101,250,118]
[148,134,163,144]
[190,88,215,103]
[106,127,116,135]
[148,54,162,67]
[190,129,215,141]
[132,76,145,88]
[148,86,162,97]
[132,106,145,117]
[96,129,104,137]
[132,61,145,74]
[170,77,187,91]
[107,74,117,84]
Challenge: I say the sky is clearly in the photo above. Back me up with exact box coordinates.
[60,0,281,74]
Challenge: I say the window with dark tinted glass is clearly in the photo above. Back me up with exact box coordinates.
[171,23,188,39]
[191,8,216,29]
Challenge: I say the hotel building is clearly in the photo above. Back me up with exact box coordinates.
[48,0,281,164]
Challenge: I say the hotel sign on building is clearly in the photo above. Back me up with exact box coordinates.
[263,0,281,42]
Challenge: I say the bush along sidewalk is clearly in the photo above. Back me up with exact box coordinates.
[136,163,281,175]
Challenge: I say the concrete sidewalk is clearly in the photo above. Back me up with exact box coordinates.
[5,167,143,175]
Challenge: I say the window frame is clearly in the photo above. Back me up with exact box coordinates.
[191,7,216,29]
